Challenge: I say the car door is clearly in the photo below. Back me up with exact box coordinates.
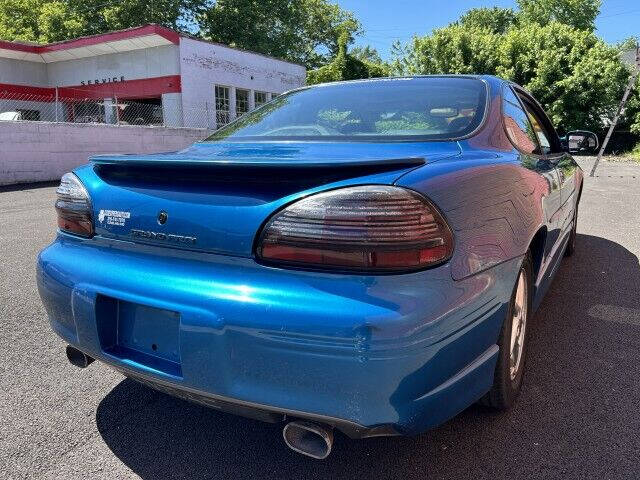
[514,89,577,243]
[502,85,563,262]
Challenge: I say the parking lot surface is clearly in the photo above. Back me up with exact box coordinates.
[1,158,639,479]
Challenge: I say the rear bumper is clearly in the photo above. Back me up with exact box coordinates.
[37,234,521,437]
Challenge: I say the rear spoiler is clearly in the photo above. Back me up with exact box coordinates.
[89,153,426,169]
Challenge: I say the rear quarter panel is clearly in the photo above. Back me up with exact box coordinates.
[395,77,556,282]
[397,156,549,280]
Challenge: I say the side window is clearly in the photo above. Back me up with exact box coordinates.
[518,97,553,155]
[502,86,539,154]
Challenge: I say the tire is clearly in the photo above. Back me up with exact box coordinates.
[480,252,533,410]
[564,206,578,257]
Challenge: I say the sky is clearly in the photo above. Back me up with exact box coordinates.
[337,0,640,60]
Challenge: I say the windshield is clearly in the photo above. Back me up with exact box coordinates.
[205,77,487,142]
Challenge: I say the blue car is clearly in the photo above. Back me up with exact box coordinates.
[37,76,595,459]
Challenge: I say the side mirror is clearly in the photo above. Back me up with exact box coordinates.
[563,130,599,154]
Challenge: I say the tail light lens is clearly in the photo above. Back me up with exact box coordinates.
[55,172,93,237]
[256,185,453,272]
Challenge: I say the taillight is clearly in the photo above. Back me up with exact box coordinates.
[256,185,453,272]
[55,172,93,237]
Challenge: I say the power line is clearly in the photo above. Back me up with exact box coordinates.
[599,8,640,19]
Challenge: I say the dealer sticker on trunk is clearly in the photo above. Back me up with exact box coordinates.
[98,209,131,227]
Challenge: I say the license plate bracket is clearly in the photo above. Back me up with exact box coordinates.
[96,295,182,377]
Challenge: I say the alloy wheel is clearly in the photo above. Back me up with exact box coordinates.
[509,269,528,380]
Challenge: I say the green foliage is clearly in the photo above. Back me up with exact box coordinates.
[625,76,640,136]
[37,1,85,42]
[199,0,361,69]
[70,0,205,34]
[307,32,389,85]
[392,0,635,133]
[0,0,80,42]
[0,0,204,43]
[350,45,383,64]
[497,22,629,131]
[516,0,601,31]
[459,7,518,34]
[392,24,502,76]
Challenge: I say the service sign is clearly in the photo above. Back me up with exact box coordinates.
[80,76,126,86]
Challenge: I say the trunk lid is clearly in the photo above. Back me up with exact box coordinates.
[80,141,461,257]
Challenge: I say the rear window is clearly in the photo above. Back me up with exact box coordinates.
[205,77,488,142]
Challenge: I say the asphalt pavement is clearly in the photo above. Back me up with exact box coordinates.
[1,158,639,479]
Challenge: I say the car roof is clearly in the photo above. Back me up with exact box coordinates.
[297,74,508,93]
[320,74,504,83]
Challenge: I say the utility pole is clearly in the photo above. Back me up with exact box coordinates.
[590,43,640,177]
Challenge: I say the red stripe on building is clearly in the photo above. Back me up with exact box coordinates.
[0,83,55,99]
[44,25,180,53]
[0,75,181,101]
[58,75,181,99]
[0,41,39,54]
[0,25,179,55]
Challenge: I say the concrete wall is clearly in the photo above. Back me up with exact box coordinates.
[0,121,210,185]
[179,37,306,128]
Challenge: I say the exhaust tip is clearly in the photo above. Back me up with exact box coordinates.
[66,345,94,368]
[283,421,333,459]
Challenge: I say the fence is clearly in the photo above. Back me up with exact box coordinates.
[0,92,225,129]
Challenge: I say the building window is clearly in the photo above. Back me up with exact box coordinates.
[254,91,268,107]
[215,85,230,126]
[270,93,279,100]
[236,88,250,117]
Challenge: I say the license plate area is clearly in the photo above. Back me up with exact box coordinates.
[96,295,182,377]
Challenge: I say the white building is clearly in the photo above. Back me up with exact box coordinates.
[0,25,306,128]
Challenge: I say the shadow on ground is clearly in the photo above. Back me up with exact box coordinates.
[0,180,58,193]
[96,234,640,480]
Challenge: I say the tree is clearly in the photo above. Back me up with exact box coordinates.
[391,25,502,77]
[66,0,205,35]
[516,0,601,31]
[458,7,518,34]
[198,0,361,69]
[0,0,204,43]
[38,1,85,42]
[391,0,635,133]
[350,45,383,64]
[307,32,388,85]
[0,0,54,42]
[497,22,629,131]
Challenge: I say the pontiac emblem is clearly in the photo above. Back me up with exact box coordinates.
[157,211,168,225]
